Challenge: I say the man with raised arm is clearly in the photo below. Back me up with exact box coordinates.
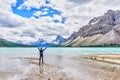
[38,47,47,64]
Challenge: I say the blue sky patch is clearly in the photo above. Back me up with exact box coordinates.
[46,0,50,4]
[53,18,67,24]
[11,0,66,24]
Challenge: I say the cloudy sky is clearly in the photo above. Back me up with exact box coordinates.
[0,0,120,44]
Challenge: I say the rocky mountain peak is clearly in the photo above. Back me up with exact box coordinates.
[68,10,120,40]
[56,35,63,40]
[52,35,67,44]
[105,9,115,15]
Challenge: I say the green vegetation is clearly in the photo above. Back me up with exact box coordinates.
[0,38,30,47]
[88,44,120,47]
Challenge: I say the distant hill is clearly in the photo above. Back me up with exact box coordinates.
[63,10,120,47]
[0,38,29,47]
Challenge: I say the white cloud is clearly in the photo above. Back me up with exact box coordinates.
[1,0,120,44]
[53,15,62,22]
[33,11,42,17]
[17,0,47,10]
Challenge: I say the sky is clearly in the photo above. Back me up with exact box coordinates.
[0,0,120,44]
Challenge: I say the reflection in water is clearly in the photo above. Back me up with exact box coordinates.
[39,64,44,78]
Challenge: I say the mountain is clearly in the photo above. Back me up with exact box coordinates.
[52,35,67,45]
[0,38,29,47]
[30,39,46,45]
[63,10,120,47]
[29,35,67,47]
[29,39,56,47]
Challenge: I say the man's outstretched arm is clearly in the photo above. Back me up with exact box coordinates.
[38,47,40,50]
[43,47,47,50]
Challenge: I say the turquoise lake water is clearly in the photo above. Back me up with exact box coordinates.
[0,47,120,58]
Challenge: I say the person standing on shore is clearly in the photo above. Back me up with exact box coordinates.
[38,47,47,65]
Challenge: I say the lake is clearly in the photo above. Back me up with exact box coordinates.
[0,47,120,58]
[0,47,120,80]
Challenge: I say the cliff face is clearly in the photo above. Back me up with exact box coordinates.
[64,10,120,47]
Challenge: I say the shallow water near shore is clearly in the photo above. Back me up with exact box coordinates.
[0,47,120,80]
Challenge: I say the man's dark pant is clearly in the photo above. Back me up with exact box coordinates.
[39,54,44,65]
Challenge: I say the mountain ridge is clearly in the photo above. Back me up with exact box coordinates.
[63,10,120,47]
[29,35,67,47]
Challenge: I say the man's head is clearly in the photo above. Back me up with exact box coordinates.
[40,48,42,50]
